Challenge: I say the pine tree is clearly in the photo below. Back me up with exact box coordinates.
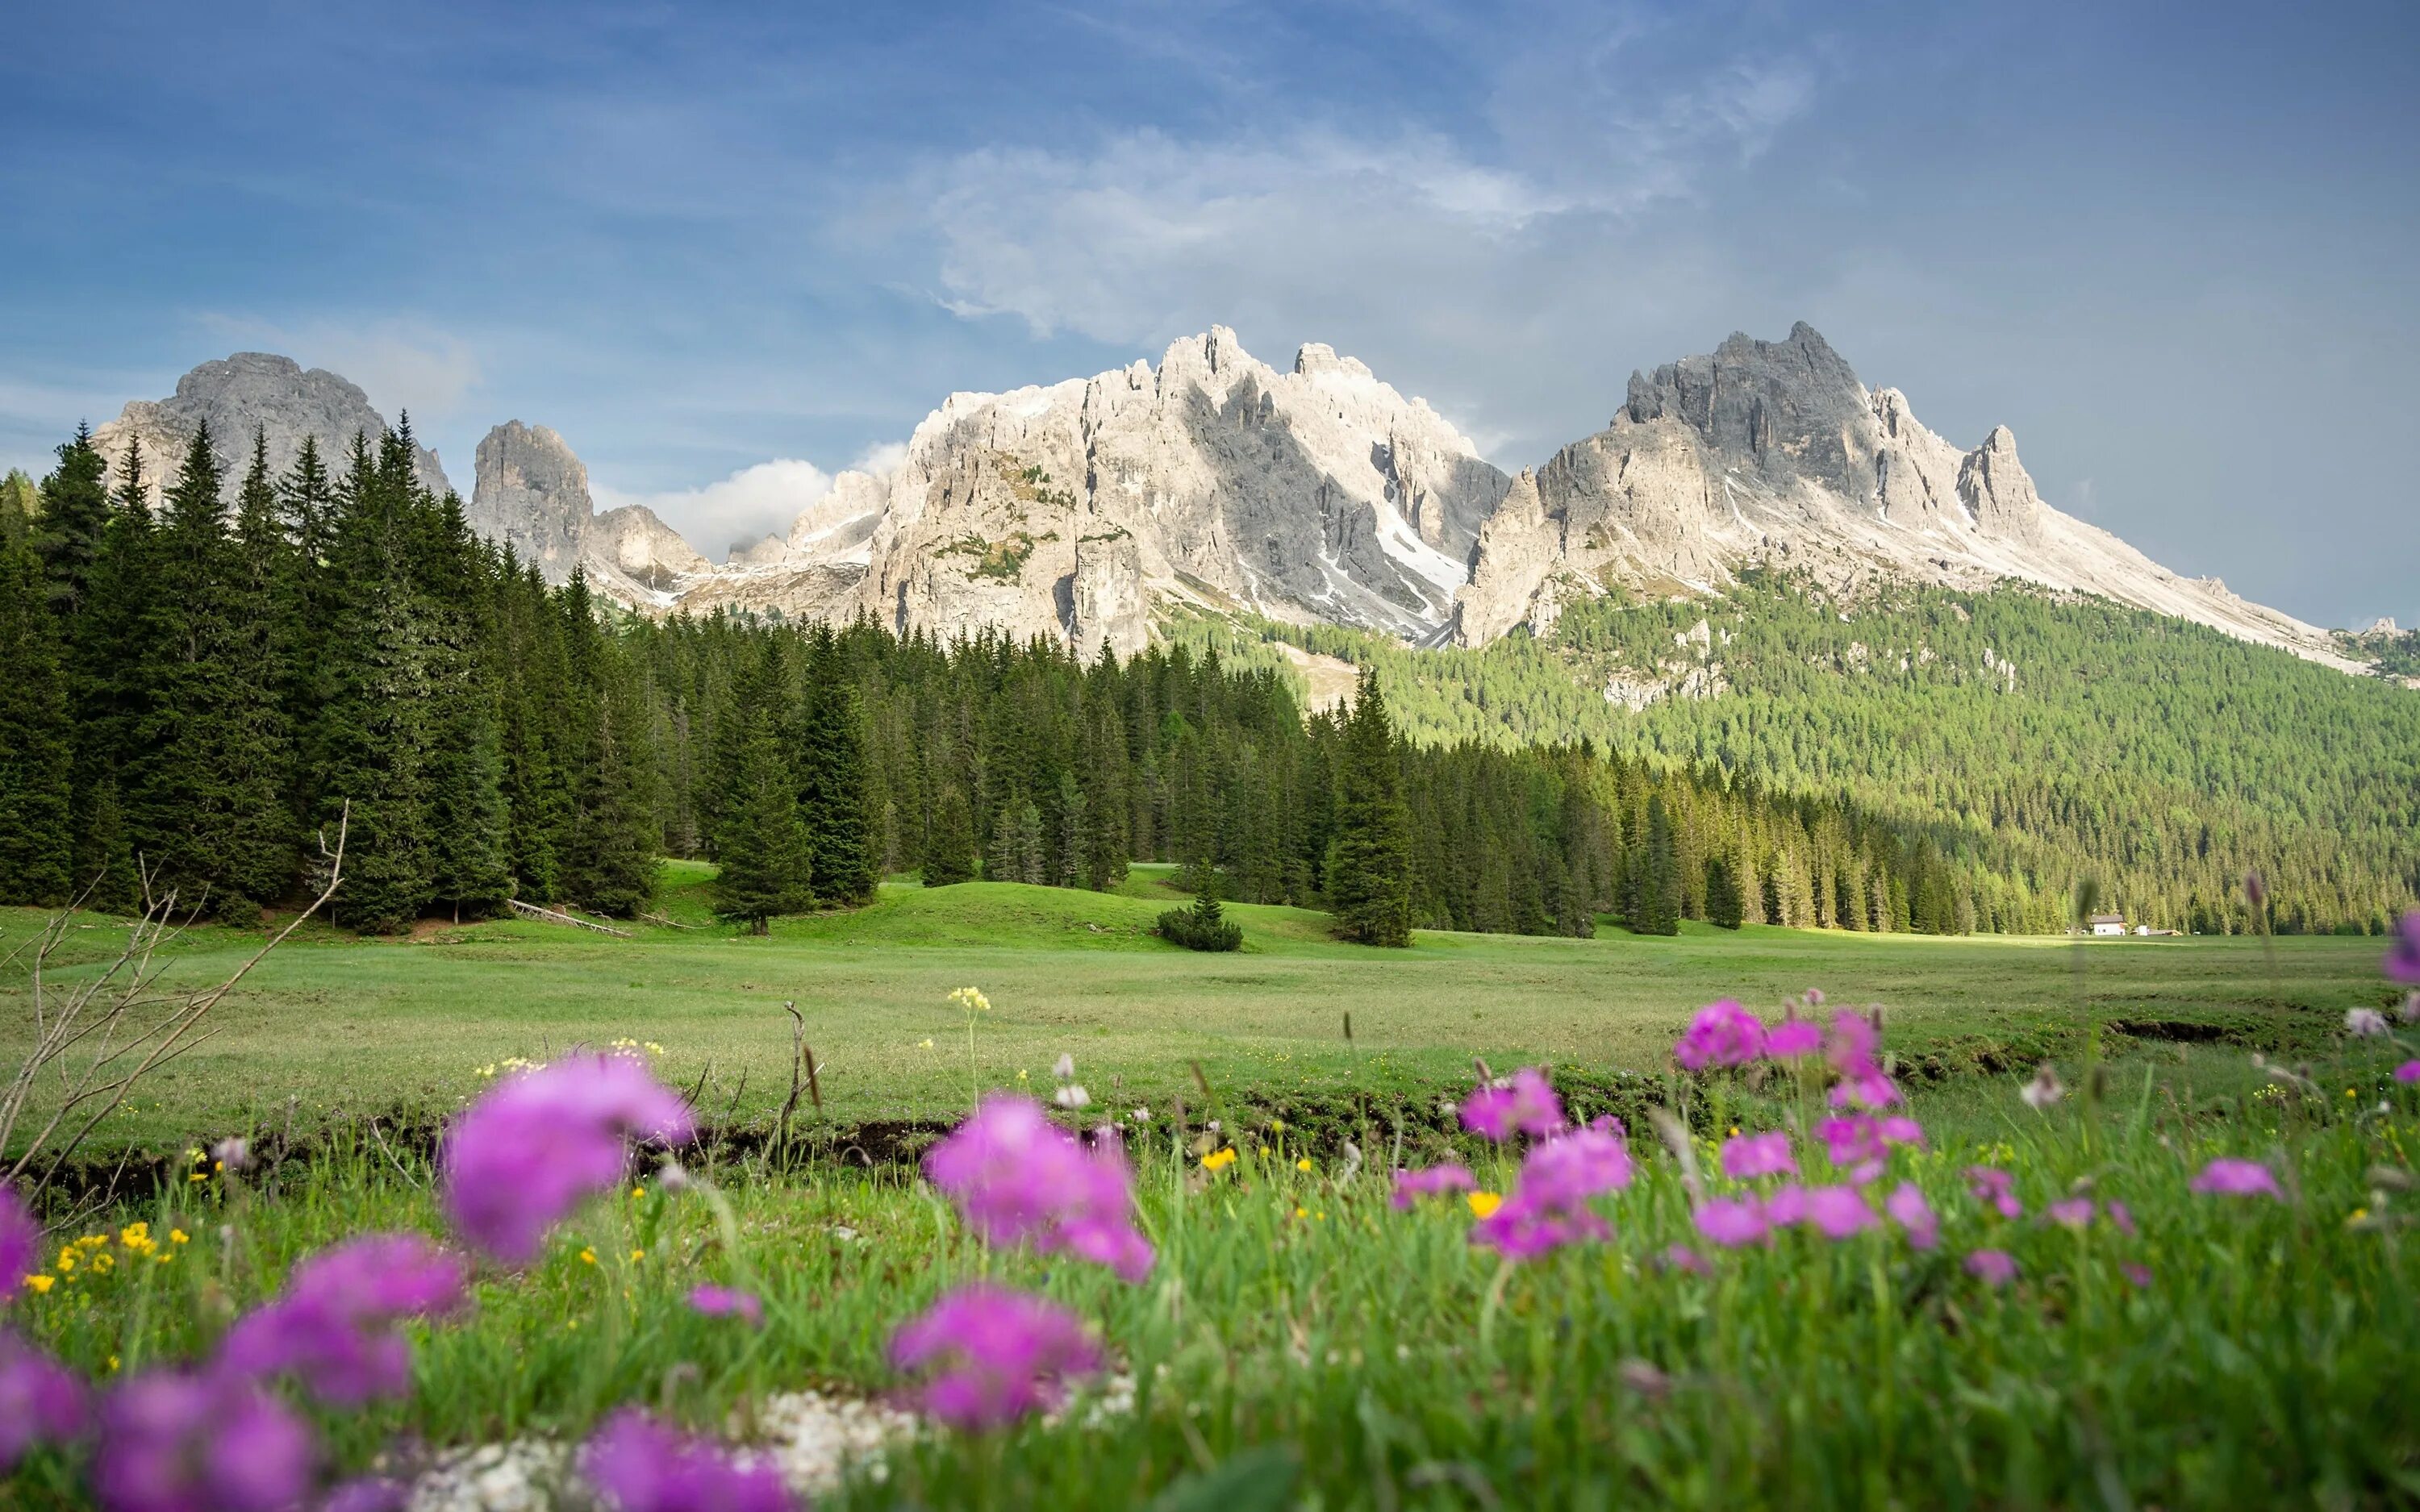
[922,784,976,886]
[0,485,74,903]
[1326,670,1413,946]
[564,655,661,917]
[1634,793,1681,935]
[33,424,110,619]
[312,433,434,931]
[796,654,877,905]
[710,713,813,932]
[1705,853,1746,929]
[70,439,163,910]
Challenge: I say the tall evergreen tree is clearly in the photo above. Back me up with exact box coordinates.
[1326,670,1413,946]
[796,645,877,904]
[312,433,435,931]
[710,709,813,932]
[33,424,110,619]
[69,439,162,910]
[923,785,977,886]
[1631,793,1681,935]
[419,494,512,919]
[0,485,74,902]
[1705,853,1746,929]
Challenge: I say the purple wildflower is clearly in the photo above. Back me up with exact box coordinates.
[889,1285,1101,1431]
[96,1371,316,1512]
[922,1096,1154,1283]
[1963,1165,2022,1219]
[1804,1185,1879,1239]
[220,1234,467,1405]
[1391,1164,1476,1210]
[1515,1121,1634,1207]
[1964,1249,2017,1286]
[2046,1198,2094,1229]
[2122,1263,2153,1289]
[1718,1131,1796,1181]
[1469,1196,1612,1260]
[1817,1114,1921,1185]
[2386,910,2420,985]
[2105,1200,2137,1239]
[1825,1010,1880,1076]
[1,1333,89,1470]
[2396,1060,2420,1084]
[686,1285,764,1327]
[0,1185,35,1303]
[1884,1183,1938,1249]
[1662,1243,1713,1276]
[2346,1007,2389,1039]
[1827,1069,1905,1111]
[1674,1001,1767,1072]
[440,1055,696,1264]
[2189,1158,2282,1199]
[1693,1198,1769,1248]
[582,1409,793,1512]
[1763,1018,1823,1060]
[1458,1068,1565,1141]
[1761,1183,1809,1227]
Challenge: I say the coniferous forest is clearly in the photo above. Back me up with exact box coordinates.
[6,421,2406,940]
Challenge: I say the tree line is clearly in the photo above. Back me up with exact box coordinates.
[0,420,2005,941]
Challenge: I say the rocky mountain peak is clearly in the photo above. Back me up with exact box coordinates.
[469,421,589,581]
[92,352,450,505]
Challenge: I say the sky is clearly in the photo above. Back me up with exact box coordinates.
[2,0,2414,627]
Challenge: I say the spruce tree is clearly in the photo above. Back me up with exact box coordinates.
[1705,854,1746,929]
[312,433,434,931]
[0,487,74,902]
[710,713,813,932]
[70,439,163,910]
[1326,670,1413,946]
[923,785,977,885]
[796,660,877,904]
[417,493,512,919]
[564,655,661,917]
[1634,793,1681,935]
[33,424,110,619]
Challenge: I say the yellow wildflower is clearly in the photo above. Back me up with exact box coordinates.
[1200,1148,1237,1173]
[1296,1158,1312,1173]
[918,1038,935,1049]
[1467,1192,1504,1219]
[1295,1206,1309,1219]
[24,1274,53,1294]
[169,1230,190,1246]
[644,1043,665,1056]
[630,1186,647,1201]
[106,1355,119,1373]
[949,986,991,1014]
[188,1173,208,1184]
[56,1252,75,1274]
[579,1248,599,1265]
[1271,1119,1286,1132]
[628,1249,644,1264]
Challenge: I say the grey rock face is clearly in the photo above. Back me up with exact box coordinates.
[469,422,590,583]
[1456,323,2350,669]
[92,352,450,504]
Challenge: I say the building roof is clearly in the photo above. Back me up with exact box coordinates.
[2088,914,2126,925]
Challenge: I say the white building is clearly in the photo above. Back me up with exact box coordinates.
[2088,914,2126,937]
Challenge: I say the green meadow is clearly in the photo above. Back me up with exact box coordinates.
[1,862,2394,1157]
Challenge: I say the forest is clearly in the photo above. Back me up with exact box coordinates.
[0,423,2037,940]
[1212,575,2420,937]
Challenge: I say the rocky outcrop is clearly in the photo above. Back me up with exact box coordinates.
[1454,323,2351,669]
[92,352,449,505]
[468,421,706,600]
[469,423,590,581]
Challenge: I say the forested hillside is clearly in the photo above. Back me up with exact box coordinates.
[2,423,1978,940]
[1203,576,2420,935]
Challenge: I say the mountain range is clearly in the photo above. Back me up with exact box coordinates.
[83,324,2365,672]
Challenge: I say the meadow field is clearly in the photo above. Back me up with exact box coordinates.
[0,862,2395,1159]
[6,868,2418,1510]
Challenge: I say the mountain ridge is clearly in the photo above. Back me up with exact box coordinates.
[85,325,2367,673]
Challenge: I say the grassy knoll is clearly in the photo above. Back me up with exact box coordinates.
[1,862,2396,1156]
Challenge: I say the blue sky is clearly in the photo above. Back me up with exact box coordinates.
[3,0,2414,627]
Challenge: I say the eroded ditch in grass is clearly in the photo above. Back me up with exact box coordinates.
[23,1002,2349,1212]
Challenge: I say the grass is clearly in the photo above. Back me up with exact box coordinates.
[6,869,2419,1506]
[0,863,2397,1158]
[7,1055,2418,1508]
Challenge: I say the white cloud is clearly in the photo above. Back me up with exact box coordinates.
[595,457,835,562]
[912,30,1822,468]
